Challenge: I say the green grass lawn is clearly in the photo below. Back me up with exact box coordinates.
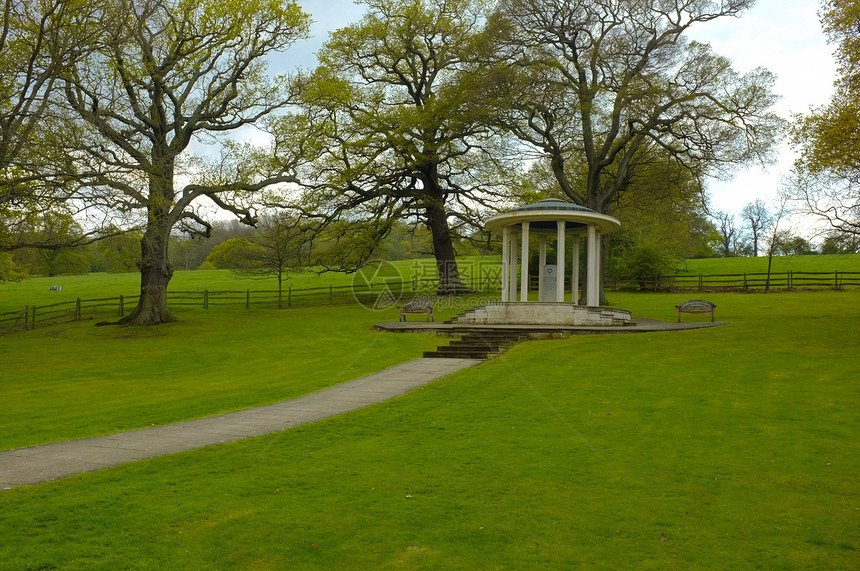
[0,267,383,314]
[1,288,858,569]
[2,254,859,314]
[677,253,860,275]
[0,304,445,450]
[0,258,481,314]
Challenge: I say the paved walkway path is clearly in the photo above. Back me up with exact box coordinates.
[0,358,482,491]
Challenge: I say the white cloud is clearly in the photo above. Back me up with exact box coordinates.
[269,0,367,74]
[687,0,837,228]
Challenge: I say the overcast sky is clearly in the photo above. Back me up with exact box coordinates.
[686,0,835,225]
[280,0,836,231]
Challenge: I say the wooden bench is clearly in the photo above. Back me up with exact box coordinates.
[399,300,434,322]
[676,299,716,322]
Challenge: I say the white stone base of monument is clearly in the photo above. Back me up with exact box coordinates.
[452,302,631,327]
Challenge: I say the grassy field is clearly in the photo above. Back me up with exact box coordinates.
[0,257,497,314]
[2,253,859,314]
[0,304,447,450]
[676,253,860,275]
[1,280,858,568]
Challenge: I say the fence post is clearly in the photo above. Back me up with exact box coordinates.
[75,298,82,321]
[31,306,36,330]
[743,273,748,290]
[329,285,333,305]
[204,289,209,309]
[835,270,840,290]
[288,285,292,307]
[24,305,29,329]
[698,274,703,291]
[246,289,250,310]
[788,271,792,290]
[119,295,125,316]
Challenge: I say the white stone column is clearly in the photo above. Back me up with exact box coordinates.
[501,225,510,303]
[556,220,566,302]
[538,235,547,302]
[571,236,581,305]
[520,222,530,302]
[586,225,600,306]
[509,232,518,302]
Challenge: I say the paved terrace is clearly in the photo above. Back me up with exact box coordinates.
[374,316,728,334]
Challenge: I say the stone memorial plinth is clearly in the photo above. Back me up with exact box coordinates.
[451,302,631,327]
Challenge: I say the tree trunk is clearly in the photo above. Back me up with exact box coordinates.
[120,156,176,325]
[425,202,471,295]
[765,251,774,293]
[121,225,175,325]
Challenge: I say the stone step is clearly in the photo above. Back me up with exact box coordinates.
[423,324,576,360]
[448,302,632,327]
[446,340,521,351]
[423,350,495,359]
[426,344,498,354]
[446,335,526,344]
[450,332,526,340]
[423,331,530,359]
[446,341,504,347]
[457,331,530,338]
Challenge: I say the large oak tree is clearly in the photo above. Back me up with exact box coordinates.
[278,0,511,294]
[790,0,860,237]
[1,0,78,203]
[481,0,782,300]
[55,0,309,324]
[0,0,105,264]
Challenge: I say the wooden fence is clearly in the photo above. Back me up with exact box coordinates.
[2,270,858,335]
[0,276,500,334]
[606,270,860,292]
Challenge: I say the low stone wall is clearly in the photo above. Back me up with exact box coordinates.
[452,302,631,327]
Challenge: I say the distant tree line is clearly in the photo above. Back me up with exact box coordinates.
[6,202,842,285]
[3,214,462,279]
